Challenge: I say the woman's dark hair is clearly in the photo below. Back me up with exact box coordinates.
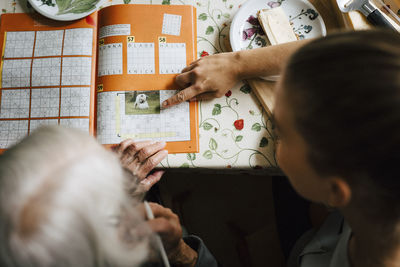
[283,30,400,222]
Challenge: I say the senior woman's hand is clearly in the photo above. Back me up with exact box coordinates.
[146,203,198,267]
[114,139,168,192]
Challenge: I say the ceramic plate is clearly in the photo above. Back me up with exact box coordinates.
[230,0,327,51]
[27,0,106,21]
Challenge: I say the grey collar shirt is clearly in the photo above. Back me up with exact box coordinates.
[289,211,351,267]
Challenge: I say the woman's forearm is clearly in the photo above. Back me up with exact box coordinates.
[233,39,310,79]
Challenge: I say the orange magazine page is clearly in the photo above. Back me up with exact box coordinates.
[95,4,198,154]
[0,12,98,153]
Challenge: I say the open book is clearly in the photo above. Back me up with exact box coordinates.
[0,4,198,153]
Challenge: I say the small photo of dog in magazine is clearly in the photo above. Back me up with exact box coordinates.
[125,90,161,115]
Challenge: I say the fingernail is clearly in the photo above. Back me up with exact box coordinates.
[163,150,169,154]
[162,101,168,107]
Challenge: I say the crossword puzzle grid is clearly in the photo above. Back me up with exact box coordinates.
[96,90,190,144]
[121,90,190,141]
[96,91,117,144]
[98,43,123,76]
[159,43,187,74]
[127,43,155,74]
[162,14,182,36]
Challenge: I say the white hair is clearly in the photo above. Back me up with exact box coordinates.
[0,126,151,267]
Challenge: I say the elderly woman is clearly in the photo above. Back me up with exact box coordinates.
[0,126,217,267]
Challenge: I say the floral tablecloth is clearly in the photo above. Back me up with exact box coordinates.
[0,0,276,170]
[2,0,400,169]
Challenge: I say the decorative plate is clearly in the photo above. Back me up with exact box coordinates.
[229,0,327,51]
[27,0,106,21]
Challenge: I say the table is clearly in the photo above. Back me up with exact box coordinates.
[0,0,278,169]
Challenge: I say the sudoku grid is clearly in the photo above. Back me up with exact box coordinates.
[60,87,90,117]
[2,59,31,88]
[63,28,93,56]
[0,89,30,119]
[62,57,92,86]
[0,120,28,148]
[34,30,64,57]
[4,31,35,58]
[98,43,123,76]
[32,57,61,87]
[0,28,94,149]
[127,42,155,74]
[162,14,182,36]
[30,88,60,118]
[159,43,187,74]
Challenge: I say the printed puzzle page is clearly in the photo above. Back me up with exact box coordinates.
[96,4,198,153]
[0,13,97,151]
[0,5,197,154]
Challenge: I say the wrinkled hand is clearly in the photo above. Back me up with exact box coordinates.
[146,203,198,267]
[114,139,168,192]
[162,52,241,108]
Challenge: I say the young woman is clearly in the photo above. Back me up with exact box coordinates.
[165,29,400,267]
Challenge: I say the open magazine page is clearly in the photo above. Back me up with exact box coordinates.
[95,4,198,153]
[0,13,98,152]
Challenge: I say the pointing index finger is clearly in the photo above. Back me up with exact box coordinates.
[162,85,199,108]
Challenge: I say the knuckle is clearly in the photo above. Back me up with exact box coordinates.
[127,146,135,155]
[130,143,139,151]
[141,147,151,156]
[215,92,223,98]
[151,202,162,209]
[147,157,157,167]
[191,68,201,77]
[159,219,172,232]
[172,213,179,221]
[165,208,173,215]
[215,91,224,98]
[137,151,146,161]
[192,84,202,92]
[177,91,186,102]
[121,139,130,146]
[176,74,183,82]
[137,170,146,180]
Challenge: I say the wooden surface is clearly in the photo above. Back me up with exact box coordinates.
[247,78,276,116]
[247,0,366,117]
[249,0,400,118]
